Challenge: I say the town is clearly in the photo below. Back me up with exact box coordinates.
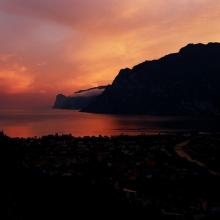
[4,131,220,219]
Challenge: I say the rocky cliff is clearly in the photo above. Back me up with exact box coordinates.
[53,86,108,109]
[83,43,220,115]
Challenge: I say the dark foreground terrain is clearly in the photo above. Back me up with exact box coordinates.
[4,132,220,219]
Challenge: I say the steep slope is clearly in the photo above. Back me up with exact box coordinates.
[83,43,220,115]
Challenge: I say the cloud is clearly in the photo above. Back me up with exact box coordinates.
[0,59,33,94]
[0,0,217,34]
[0,0,220,107]
[0,70,32,94]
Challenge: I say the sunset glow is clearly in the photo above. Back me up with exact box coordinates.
[0,0,220,107]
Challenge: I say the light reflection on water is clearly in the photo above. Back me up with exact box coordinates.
[0,108,219,137]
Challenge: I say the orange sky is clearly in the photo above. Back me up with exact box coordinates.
[0,0,220,108]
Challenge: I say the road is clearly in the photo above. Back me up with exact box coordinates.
[175,139,220,176]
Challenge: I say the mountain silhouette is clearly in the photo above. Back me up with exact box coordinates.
[53,86,108,109]
[82,43,220,115]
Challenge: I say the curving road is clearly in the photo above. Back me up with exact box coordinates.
[175,139,220,176]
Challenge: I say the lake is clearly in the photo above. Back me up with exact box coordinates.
[0,108,220,137]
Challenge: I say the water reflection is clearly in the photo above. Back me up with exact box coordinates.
[0,108,219,137]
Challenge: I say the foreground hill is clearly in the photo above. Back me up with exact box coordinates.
[4,132,220,219]
[83,43,220,115]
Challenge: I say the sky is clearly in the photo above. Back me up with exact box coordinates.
[0,0,220,108]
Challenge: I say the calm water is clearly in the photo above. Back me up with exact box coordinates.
[0,108,220,137]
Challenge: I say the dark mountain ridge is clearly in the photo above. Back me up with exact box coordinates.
[83,43,220,115]
[53,85,108,109]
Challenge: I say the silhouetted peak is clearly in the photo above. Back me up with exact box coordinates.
[83,42,220,115]
[179,42,220,54]
[119,68,131,75]
[113,68,131,83]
